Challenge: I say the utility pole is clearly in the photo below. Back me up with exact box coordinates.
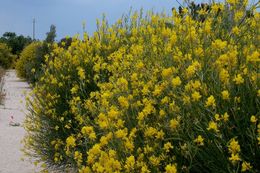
[33,18,35,40]
[82,20,86,36]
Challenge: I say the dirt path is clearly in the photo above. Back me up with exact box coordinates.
[0,70,38,173]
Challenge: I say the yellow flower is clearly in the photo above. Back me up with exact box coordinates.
[115,129,128,139]
[149,155,160,166]
[232,26,240,35]
[81,126,94,135]
[228,138,241,154]
[214,114,221,121]
[250,115,257,123]
[162,68,173,78]
[233,74,244,85]
[118,96,129,109]
[172,76,182,87]
[144,127,157,137]
[136,61,144,69]
[207,121,219,132]
[194,135,204,146]
[191,91,202,101]
[74,151,83,165]
[219,68,230,84]
[221,90,230,100]
[66,136,76,148]
[241,161,252,172]
[131,73,138,81]
[31,68,35,73]
[77,67,85,80]
[205,95,216,108]
[71,85,79,94]
[117,77,128,90]
[79,166,91,173]
[212,39,227,50]
[163,142,173,152]
[153,85,163,96]
[124,156,135,171]
[140,165,150,173]
[229,153,240,165]
[186,61,201,78]
[159,109,166,118]
[222,112,229,122]
[165,164,177,173]
[170,119,179,129]
[247,51,260,63]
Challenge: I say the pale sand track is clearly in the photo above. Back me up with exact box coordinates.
[0,70,38,173]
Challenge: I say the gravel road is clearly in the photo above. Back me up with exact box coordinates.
[0,70,38,173]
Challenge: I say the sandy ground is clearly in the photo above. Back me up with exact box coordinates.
[0,70,38,173]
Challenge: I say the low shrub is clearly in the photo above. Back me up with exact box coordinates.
[0,43,16,69]
[23,1,260,172]
[15,42,42,83]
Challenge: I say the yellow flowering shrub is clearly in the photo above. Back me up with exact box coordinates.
[23,1,260,172]
[15,42,42,82]
[0,42,16,69]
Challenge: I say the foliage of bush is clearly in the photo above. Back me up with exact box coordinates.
[15,25,57,84]
[0,43,16,69]
[23,1,260,172]
[15,42,42,83]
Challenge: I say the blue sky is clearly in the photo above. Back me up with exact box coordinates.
[0,0,181,40]
[0,0,257,40]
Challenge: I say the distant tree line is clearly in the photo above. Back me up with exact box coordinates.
[0,32,32,55]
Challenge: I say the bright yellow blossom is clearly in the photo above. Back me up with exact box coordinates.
[170,119,179,129]
[221,90,230,100]
[163,142,173,152]
[171,76,182,87]
[66,136,76,148]
[205,95,216,108]
[118,96,129,108]
[250,115,257,123]
[222,112,229,122]
[162,68,173,78]
[165,164,177,173]
[228,138,241,154]
[207,121,219,132]
[241,161,252,172]
[233,74,244,85]
[191,91,202,101]
[124,156,135,171]
[194,135,204,146]
[77,67,85,80]
[229,153,240,164]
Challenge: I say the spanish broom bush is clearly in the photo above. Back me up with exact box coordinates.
[15,42,42,83]
[0,42,16,69]
[23,1,259,172]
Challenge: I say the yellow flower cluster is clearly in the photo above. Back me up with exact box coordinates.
[23,1,260,172]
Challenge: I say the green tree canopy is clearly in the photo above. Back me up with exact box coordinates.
[0,32,32,55]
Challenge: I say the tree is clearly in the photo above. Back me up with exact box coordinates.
[0,32,32,55]
[45,24,56,43]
